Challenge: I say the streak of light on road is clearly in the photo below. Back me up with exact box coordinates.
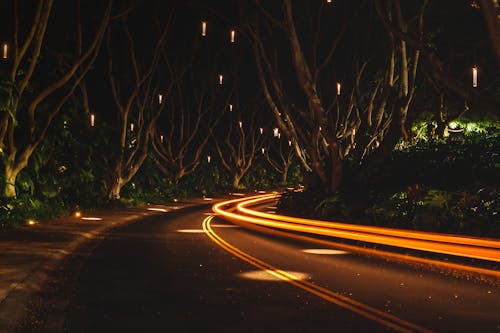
[203,215,433,333]
[212,194,500,279]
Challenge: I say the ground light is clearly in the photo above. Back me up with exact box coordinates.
[26,219,38,226]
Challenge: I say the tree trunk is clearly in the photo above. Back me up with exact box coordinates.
[329,142,343,193]
[3,166,19,198]
[232,175,241,190]
[108,176,124,201]
[281,168,289,184]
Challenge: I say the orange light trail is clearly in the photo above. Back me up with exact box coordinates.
[203,215,433,333]
[212,195,500,263]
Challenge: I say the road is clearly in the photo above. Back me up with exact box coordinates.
[15,202,500,332]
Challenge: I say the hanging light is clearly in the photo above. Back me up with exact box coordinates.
[259,127,264,135]
[160,135,164,143]
[207,155,211,163]
[130,123,134,132]
[261,147,265,154]
[219,74,223,85]
[273,127,279,137]
[1,43,7,59]
[90,114,95,127]
[230,29,236,43]
[238,121,242,128]
[472,66,478,88]
[327,0,332,3]
[278,133,281,139]
[336,82,341,95]
[319,126,322,131]
[158,94,163,104]
[229,104,233,112]
[288,140,292,146]
[201,21,207,36]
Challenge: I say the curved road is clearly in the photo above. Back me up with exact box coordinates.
[16,203,500,332]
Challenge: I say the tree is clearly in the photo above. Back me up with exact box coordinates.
[0,0,112,198]
[247,0,425,192]
[374,0,499,118]
[214,103,264,189]
[151,33,228,184]
[263,130,295,184]
[104,10,169,200]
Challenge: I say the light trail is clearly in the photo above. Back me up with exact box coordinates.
[237,195,500,250]
[212,195,500,279]
[203,215,433,333]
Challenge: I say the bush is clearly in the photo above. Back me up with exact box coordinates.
[0,194,68,228]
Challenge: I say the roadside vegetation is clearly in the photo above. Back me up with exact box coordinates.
[278,118,499,238]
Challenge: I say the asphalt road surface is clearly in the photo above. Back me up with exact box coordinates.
[16,204,500,332]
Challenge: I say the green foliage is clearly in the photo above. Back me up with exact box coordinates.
[367,186,499,237]
[374,130,500,192]
[280,129,499,237]
[0,194,68,228]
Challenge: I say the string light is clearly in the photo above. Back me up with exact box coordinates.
[158,94,163,104]
[229,104,233,112]
[278,133,281,139]
[90,114,95,127]
[160,135,164,143]
[336,82,341,95]
[472,66,478,88]
[273,128,279,137]
[207,155,211,163]
[288,140,292,147]
[201,21,207,36]
[327,0,332,3]
[1,43,7,59]
[230,29,236,43]
[261,147,265,154]
[219,74,223,85]
[259,128,264,135]
[238,121,243,128]
[130,123,134,132]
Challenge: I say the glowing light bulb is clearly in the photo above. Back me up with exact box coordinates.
[90,114,95,127]
[158,94,163,104]
[230,29,236,43]
[1,43,7,59]
[273,128,279,137]
[201,21,207,36]
[160,135,164,143]
[472,66,478,88]
[259,128,264,135]
[261,148,265,154]
[130,123,134,132]
[207,155,211,163]
[238,121,243,128]
[219,74,223,85]
[288,140,292,146]
[337,82,341,95]
[229,104,233,112]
